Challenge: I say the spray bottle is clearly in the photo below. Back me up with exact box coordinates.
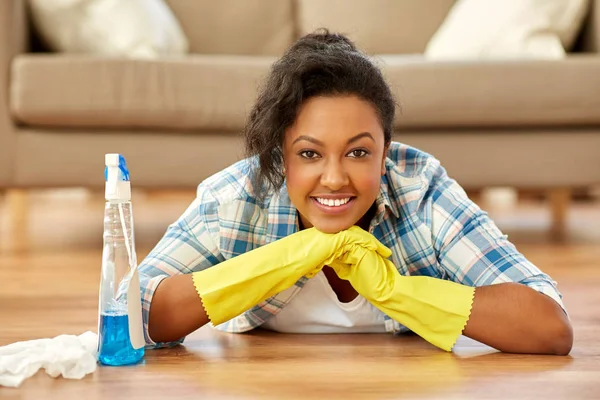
[97,154,145,366]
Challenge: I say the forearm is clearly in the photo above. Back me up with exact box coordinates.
[462,282,573,355]
[148,274,209,344]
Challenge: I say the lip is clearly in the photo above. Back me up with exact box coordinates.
[311,196,356,214]
[311,194,356,199]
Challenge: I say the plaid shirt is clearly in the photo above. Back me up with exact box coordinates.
[138,142,565,348]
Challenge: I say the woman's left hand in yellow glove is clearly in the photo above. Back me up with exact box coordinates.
[192,225,391,326]
[329,235,475,352]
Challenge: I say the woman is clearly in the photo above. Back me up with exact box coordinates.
[138,30,572,355]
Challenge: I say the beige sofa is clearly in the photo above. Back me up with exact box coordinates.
[1,0,600,196]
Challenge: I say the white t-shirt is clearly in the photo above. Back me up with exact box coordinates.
[261,271,388,334]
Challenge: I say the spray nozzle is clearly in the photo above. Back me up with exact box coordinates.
[104,154,130,182]
[104,154,131,201]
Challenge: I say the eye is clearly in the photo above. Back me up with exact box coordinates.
[347,149,369,158]
[299,150,320,159]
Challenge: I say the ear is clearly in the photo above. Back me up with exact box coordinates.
[381,144,389,175]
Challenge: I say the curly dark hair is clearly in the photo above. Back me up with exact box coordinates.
[244,29,396,194]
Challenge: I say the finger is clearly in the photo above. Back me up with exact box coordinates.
[346,226,392,258]
[376,244,392,258]
[366,236,392,258]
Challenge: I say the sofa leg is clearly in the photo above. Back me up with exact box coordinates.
[0,189,8,251]
[3,189,29,252]
[548,188,571,241]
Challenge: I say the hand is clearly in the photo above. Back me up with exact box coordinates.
[328,243,396,299]
[330,240,475,352]
[302,225,392,275]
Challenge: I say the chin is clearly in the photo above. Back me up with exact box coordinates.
[310,219,356,234]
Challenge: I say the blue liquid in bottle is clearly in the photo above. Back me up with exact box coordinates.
[98,314,144,366]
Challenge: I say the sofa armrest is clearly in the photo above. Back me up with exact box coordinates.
[0,0,28,187]
[580,0,600,52]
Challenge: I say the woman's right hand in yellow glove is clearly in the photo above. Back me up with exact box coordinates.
[192,225,391,326]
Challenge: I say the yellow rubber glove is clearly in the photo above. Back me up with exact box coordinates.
[192,226,390,326]
[330,242,475,352]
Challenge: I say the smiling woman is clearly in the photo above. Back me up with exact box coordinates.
[138,29,572,356]
[281,96,389,303]
[284,96,387,234]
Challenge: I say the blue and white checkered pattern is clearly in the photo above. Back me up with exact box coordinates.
[138,142,565,348]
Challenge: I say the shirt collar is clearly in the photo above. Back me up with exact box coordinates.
[371,172,401,227]
[265,182,299,245]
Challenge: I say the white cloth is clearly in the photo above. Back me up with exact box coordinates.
[425,0,590,60]
[0,331,98,388]
[262,271,387,334]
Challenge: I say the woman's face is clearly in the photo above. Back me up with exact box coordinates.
[283,95,388,234]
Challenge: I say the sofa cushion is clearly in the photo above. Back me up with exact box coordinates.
[164,0,294,56]
[10,54,276,131]
[10,55,600,131]
[378,55,600,128]
[296,0,456,54]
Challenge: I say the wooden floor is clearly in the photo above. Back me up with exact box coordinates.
[0,189,599,399]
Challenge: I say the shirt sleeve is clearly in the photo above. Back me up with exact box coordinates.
[138,188,223,349]
[427,163,566,314]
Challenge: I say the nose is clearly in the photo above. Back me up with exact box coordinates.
[320,159,349,191]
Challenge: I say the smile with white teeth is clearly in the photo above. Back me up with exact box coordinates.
[314,197,351,207]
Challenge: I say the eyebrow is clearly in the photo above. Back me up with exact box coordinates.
[292,132,375,146]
